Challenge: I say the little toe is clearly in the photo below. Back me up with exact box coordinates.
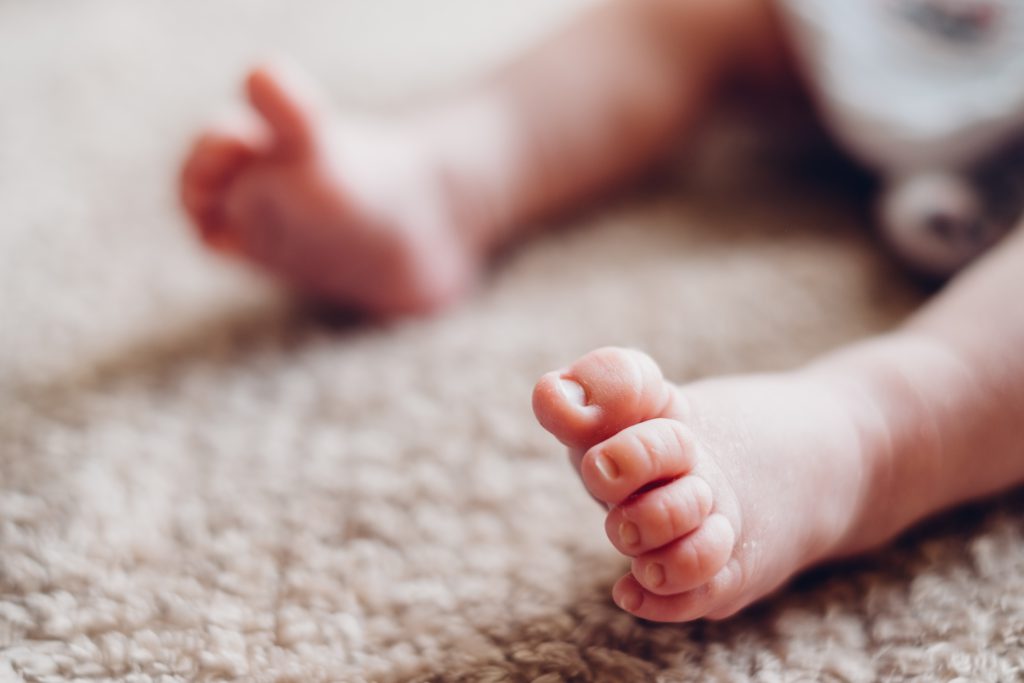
[612,558,742,623]
[631,513,734,595]
[532,347,675,451]
[581,418,696,505]
[605,473,713,555]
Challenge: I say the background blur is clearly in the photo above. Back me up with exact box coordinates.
[3,1,1022,681]
[0,0,593,388]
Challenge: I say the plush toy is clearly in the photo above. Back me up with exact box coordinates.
[779,0,1024,276]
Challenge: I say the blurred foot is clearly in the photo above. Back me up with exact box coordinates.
[180,61,479,316]
[532,347,887,622]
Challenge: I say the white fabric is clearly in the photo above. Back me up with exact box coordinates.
[778,0,1024,174]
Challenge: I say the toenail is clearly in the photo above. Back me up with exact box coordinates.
[644,563,666,588]
[558,377,587,406]
[615,584,644,612]
[593,452,620,480]
[619,521,640,547]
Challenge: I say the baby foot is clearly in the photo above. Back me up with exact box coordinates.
[533,347,885,621]
[180,62,479,316]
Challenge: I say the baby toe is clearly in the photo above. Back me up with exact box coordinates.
[612,558,742,623]
[631,512,734,595]
[580,418,696,505]
[605,473,713,555]
[532,347,674,451]
[246,60,327,160]
[180,127,260,249]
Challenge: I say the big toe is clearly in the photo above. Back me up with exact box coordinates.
[180,123,262,251]
[245,59,326,160]
[532,347,676,451]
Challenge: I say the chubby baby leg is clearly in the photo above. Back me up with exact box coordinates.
[181,0,785,316]
[533,224,1024,622]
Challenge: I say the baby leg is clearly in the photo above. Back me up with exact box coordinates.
[180,0,785,315]
[532,222,1024,621]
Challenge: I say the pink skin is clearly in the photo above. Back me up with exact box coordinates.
[181,0,783,316]
[179,0,1024,621]
[532,347,868,621]
[181,64,479,316]
[532,224,1024,621]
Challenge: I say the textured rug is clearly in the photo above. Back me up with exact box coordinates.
[3,1,1024,681]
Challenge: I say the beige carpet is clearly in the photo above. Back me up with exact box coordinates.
[3,1,1024,681]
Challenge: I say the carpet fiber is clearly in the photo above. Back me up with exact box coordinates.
[3,1,1024,681]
